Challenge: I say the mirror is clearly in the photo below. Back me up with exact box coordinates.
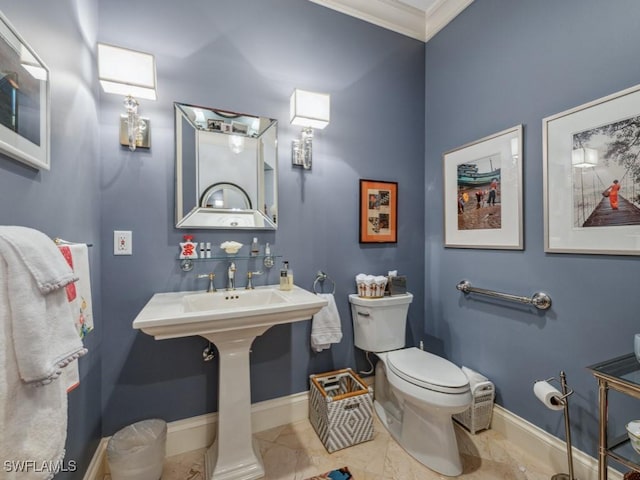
[175,102,278,229]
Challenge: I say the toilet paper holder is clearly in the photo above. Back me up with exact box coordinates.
[535,371,577,480]
[537,375,574,406]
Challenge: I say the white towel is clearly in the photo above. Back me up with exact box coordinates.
[310,293,343,352]
[0,226,86,385]
[0,226,85,479]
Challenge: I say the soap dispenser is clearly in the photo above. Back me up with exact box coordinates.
[279,261,293,291]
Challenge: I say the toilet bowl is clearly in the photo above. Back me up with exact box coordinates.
[349,293,472,477]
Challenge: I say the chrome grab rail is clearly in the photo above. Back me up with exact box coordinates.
[456,280,552,310]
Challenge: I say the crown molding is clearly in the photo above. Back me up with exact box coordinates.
[424,0,474,42]
[309,0,474,42]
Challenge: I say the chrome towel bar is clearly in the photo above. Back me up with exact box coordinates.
[456,280,551,310]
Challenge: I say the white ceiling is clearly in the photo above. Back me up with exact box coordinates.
[309,0,474,42]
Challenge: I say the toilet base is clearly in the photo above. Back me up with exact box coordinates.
[374,360,467,477]
[374,399,464,477]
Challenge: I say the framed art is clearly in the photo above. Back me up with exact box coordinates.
[359,179,397,243]
[443,125,523,249]
[544,83,640,255]
[0,12,50,170]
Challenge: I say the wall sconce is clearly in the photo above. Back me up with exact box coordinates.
[97,43,157,151]
[571,147,598,168]
[290,89,330,169]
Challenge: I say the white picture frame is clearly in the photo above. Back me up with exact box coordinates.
[0,12,50,170]
[544,83,640,255]
[443,125,523,250]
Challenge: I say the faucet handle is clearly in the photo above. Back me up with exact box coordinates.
[197,272,216,292]
[245,271,263,289]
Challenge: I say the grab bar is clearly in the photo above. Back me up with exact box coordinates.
[456,280,551,310]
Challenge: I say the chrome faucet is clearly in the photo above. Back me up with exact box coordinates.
[227,262,236,290]
[197,272,216,292]
[245,271,263,289]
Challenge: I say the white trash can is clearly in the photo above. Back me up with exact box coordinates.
[107,419,167,480]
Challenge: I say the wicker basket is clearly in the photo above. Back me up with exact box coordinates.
[309,368,374,452]
[453,380,495,434]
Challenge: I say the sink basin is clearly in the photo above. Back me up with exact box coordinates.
[183,288,287,312]
[132,284,328,480]
[133,285,327,340]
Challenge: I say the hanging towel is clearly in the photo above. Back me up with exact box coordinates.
[311,293,343,352]
[0,226,85,479]
[0,226,86,385]
[58,243,93,391]
[58,244,94,339]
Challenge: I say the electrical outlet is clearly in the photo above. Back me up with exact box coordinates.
[114,230,132,255]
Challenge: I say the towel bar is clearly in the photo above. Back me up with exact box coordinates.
[313,271,336,295]
[54,237,93,247]
[456,280,551,310]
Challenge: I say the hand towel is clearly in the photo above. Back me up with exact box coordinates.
[0,226,86,385]
[58,244,94,338]
[311,293,343,352]
[58,243,93,391]
[0,228,81,479]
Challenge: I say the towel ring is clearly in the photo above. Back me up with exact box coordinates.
[313,271,335,295]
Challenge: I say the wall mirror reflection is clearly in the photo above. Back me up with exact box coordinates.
[175,102,278,229]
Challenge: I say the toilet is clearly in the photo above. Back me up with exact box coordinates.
[349,293,471,477]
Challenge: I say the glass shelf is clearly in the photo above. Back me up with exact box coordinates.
[588,353,640,477]
[178,254,281,262]
[178,254,281,272]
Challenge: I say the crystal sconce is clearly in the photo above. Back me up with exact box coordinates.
[97,43,157,151]
[290,89,330,169]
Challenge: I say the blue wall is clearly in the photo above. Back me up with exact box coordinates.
[8,0,636,474]
[0,0,102,477]
[97,0,426,435]
[426,0,640,458]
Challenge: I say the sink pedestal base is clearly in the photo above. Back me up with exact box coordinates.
[202,328,269,480]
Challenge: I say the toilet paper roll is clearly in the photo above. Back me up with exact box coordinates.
[533,380,564,411]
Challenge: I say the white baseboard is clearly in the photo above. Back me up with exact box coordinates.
[84,391,309,479]
[491,404,622,480]
[84,392,616,480]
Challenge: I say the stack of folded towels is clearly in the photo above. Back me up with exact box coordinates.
[355,274,388,297]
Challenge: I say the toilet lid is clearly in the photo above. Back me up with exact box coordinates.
[387,348,470,394]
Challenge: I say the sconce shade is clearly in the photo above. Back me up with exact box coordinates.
[290,89,330,130]
[571,147,598,168]
[98,43,157,100]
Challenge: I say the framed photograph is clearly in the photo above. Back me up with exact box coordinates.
[544,84,640,255]
[0,12,50,170]
[359,179,397,243]
[443,125,523,249]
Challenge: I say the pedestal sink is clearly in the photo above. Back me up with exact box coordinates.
[132,285,327,480]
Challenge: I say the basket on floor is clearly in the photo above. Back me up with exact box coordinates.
[309,368,374,452]
[453,378,495,434]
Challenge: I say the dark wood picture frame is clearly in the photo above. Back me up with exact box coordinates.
[359,179,398,243]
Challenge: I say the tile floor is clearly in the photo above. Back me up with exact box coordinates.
[106,415,557,480]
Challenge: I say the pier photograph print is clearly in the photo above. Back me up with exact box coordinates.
[571,116,640,229]
[444,125,523,250]
[544,83,640,255]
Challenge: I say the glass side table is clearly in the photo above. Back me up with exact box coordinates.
[588,353,640,480]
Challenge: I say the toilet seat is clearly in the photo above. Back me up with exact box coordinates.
[387,348,469,394]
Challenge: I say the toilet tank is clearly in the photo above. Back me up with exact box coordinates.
[349,293,413,353]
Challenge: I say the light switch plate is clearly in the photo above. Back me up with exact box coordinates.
[114,230,132,255]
